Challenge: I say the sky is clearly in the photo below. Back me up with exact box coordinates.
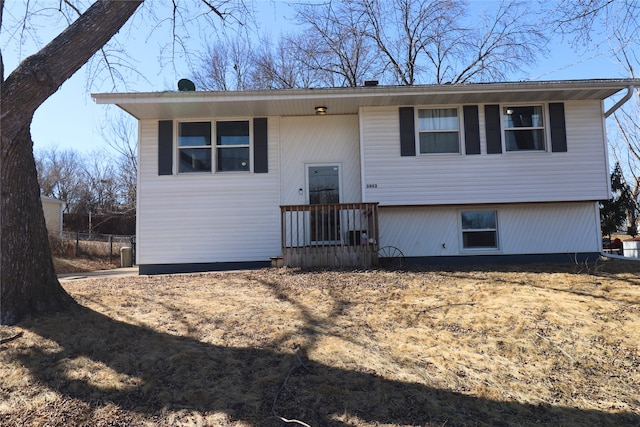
[1,0,630,157]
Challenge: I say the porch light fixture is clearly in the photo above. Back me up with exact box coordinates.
[315,106,327,115]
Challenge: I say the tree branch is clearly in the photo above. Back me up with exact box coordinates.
[0,0,4,83]
[201,0,225,20]
[1,0,142,131]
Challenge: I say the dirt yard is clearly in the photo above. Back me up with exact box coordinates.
[1,259,639,426]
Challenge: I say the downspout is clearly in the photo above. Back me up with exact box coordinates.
[604,85,635,118]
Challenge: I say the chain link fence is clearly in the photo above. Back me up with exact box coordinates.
[49,231,136,266]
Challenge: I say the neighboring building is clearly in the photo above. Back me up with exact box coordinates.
[41,196,65,237]
[94,79,638,274]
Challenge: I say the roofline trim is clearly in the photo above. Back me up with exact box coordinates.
[93,78,640,105]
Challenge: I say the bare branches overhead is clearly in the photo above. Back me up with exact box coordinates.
[550,0,640,232]
[194,0,549,88]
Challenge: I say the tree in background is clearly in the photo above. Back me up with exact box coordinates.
[290,1,380,87]
[0,0,247,325]
[35,147,86,210]
[346,0,548,85]
[99,111,138,214]
[36,143,137,234]
[551,0,640,235]
[601,163,635,239]
[194,0,548,88]
[192,36,258,91]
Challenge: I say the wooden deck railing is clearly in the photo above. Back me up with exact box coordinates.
[280,202,379,268]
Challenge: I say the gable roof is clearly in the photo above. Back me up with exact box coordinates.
[93,79,638,120]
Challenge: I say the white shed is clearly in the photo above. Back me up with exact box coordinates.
[41,196,65,237]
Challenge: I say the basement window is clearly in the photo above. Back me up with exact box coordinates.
[461,211,498,250]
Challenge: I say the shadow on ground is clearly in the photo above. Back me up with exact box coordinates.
[15,304,640,426]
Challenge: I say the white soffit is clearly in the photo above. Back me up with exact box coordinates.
[92,79,639,120]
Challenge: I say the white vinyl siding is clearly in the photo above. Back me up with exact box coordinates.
[360,101,608,206]
[136,118,280,265]
[378,202,600,257]
[280,115,361,206]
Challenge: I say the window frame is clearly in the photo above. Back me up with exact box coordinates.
[502,104,548,153]
[215,119,252,173]
[415,106,463,155]
[459,209,500,252]
[175,118,253,174]
[177,121,213,174]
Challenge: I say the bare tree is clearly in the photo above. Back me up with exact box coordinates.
[252,34,321,89]
[75,151,120,216]
[292,0,548,85]
[36,146,86,212]
[0,0,246,325]
[448,1,547,83]
[551,0,640,233]
[99,111,138,213]
[192,35,257,90]
[196,0,547,89]
[550,0,638,45]
[292,1,380,87]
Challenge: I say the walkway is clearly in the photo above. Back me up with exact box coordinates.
[58,266,139,281]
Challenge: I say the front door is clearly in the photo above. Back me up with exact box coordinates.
[308,165,341,243]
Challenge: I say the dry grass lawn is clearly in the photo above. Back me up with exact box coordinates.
[53,256,116,274]
[1,259,640,426]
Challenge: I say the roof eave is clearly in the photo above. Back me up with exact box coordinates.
[92,79,640,120]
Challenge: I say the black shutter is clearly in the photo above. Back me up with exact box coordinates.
[253,117,268,173]
[158,120,173,175]
[463,105,481,155]
[485,105,502,154]
[549,102,567,152]
[399,107,416,156]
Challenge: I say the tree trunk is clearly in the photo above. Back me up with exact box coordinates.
[0,0,143,325]
[0,126,76,325]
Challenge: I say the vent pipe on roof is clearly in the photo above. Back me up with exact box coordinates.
[605,85,635,118]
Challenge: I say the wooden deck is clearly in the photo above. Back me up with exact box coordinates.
[280,203,379,268]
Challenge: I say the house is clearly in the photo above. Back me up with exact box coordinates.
[93,79,638,274]
[41,196,65,237]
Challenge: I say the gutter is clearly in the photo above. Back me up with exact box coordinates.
[604,85,635,118]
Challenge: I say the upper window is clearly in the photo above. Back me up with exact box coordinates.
[178,122,212,173]
[461,211,498,250]
[418,108,460,154]
[503,106,545,151]
[177,120,251,173]
[216,121,250,172]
